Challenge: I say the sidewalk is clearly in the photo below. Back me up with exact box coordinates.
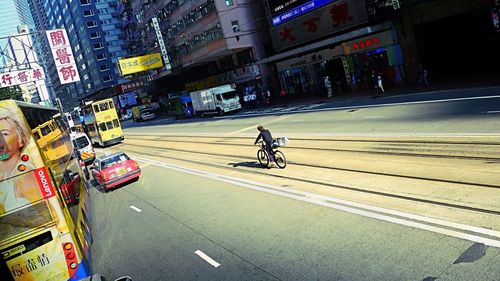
[266,79,500,109]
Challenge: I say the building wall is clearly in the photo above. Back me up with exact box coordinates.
[26,0,131,110]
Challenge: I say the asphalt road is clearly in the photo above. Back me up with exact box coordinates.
[91,160,500,281]
[123,86,500,135]
[91,87,500,280]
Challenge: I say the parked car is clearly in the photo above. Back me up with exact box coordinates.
[92,152,141,191]
[121,112,132,121]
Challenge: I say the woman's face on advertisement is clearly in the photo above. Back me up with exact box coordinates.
[0,119,22,160]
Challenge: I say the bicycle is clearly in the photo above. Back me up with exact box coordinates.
[256,140,287,169]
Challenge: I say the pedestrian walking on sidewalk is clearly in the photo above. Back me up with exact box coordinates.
[417,64,429,86]
[324,76,333,98]
[279,88,287,105]
[376,72,385,95]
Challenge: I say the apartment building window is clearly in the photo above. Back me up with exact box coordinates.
[225,0,233,6]
[87,21,97,28]
[99,64,110,71]
[90,32,101,39]
[93,42,104,50]
[231,21,241,32]
[80,0,90,5]
[102,75,113,82]
[83,10,94,17]
[96,53,107,61]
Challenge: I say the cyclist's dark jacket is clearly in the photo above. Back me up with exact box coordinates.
[254,129,273,145]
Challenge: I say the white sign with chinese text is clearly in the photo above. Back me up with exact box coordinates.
[0,68,45,88]
[151,17,172,71]
[46,29,80,84]
[270,0,368,51]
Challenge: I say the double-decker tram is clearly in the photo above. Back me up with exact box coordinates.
[81,99,123,147]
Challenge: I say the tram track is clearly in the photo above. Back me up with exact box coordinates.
[109,143,500,217]
[125,135,500,161]
[119,139,500,189]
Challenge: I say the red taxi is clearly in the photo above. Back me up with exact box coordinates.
[92,152,140,190]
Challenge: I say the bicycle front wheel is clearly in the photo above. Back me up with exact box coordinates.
[257,149,269,167]
[274,150,286,169]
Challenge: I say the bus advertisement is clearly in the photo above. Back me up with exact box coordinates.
[82,99,124,147]
[1,100,92,281]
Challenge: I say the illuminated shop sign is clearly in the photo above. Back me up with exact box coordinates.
[352,37,380,50]
[271,0,335,26]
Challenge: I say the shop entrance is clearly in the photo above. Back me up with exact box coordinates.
[414,10,500,82]
[348,47,396,89]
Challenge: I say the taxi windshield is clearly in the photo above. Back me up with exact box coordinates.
[101,154,129,169]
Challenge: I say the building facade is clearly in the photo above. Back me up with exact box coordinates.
[27,0,130,110]
[262,0,500,97]
[114,0,272,106]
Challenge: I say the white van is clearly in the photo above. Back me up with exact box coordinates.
[71,132,95,165]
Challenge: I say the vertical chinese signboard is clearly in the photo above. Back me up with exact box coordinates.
[46,29,80,84]
[151,17,172,71]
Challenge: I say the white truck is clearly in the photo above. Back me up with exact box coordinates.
[189,84,242,116]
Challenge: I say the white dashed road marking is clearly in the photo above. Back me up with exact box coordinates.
[133,156,500,248]
[130,206,142,212]
[195,250,221,268]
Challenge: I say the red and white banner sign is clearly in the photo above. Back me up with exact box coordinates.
[270,0,368,51]
[34,167,56,199]
[0,68,45,88]
[46,29,80,84]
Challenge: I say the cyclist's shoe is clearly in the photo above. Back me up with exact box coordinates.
[269,162,276,168]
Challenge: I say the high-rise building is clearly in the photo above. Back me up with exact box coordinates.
[0,0,51,105]
[27,0,130,110]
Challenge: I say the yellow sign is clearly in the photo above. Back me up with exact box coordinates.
[118,53,163,75]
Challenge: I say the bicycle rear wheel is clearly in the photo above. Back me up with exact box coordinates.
[257,149,269,167]
[274,150,286,169]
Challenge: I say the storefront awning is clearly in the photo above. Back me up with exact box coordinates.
[258,22,393,65]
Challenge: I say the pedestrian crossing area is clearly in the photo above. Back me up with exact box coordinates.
[241,103,324,115]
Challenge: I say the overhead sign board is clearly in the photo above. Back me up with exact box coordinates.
[118,53,163,76]
[0,68,45,88]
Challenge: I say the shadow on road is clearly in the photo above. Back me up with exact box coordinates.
[90,177,139,193]
[230,161,266,169]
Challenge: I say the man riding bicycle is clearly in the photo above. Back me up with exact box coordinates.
[254,125,275,166]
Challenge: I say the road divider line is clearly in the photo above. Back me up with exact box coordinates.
[228,114,292,134]
[130,206,142,213]
[485,111,500,114]
[132,156,500,247]
[195,250,221,268]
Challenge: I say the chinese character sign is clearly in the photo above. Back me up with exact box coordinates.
[270,0,368,51]
[0,68,46,88]
[46,29,80,84]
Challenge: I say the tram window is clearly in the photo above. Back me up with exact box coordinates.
[106,121,113,129]
[112,119,119,128]
[99,102,109,111]
[108,101,114,109]
[93,105,100,113]
[41,125,52,136]
[99,123,107,131]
